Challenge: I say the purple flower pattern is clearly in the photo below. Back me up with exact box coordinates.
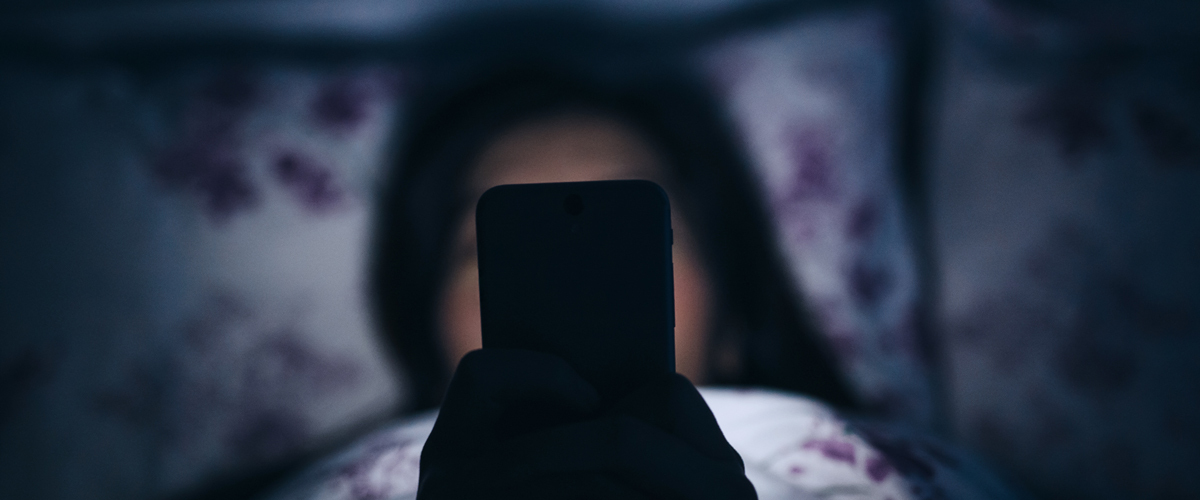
[937,1,1200,498]
[266,390,944,500]
[263,389,1025,500]
[149,68,400,223]
[150,70,264,222]
[703,12,935,426]
[5,5,1196,500]
[273,151,348,214]
[148,290,373,479]
[93,65,403,494]
[802,438,858,466]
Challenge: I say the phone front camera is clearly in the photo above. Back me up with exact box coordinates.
[564,194,584,215]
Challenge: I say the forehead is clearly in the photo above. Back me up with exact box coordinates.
[467,113,667,198]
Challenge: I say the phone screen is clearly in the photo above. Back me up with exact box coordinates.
[475,179,675,405]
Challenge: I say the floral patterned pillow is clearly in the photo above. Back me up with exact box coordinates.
[702,12,935,426]
[931,0,1200,498]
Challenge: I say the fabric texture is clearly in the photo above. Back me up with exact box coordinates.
[264,389,1022,500]
[0,65,406,498]
[3,2,1197,500]
[932,0,1200,498]
[702,12,933,426]
[0,11,932,499]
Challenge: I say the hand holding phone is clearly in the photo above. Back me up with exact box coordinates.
[418,180,754,500]
[475,179,675,405]
[418,349,754,500]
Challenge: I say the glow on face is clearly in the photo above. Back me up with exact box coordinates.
[437,114,716,384]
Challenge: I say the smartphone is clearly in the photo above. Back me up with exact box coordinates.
[476,179,675,405]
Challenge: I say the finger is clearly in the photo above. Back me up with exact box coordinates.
[607,415,757,500]
[473,416,755,500]
[610,373,744,466]
[429,348,601,450]
[421,424,635,500]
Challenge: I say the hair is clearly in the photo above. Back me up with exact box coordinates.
[369,61,861,413]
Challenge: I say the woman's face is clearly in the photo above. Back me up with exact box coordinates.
[437,113,716,384]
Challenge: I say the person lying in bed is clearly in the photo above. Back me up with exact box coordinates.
[263,64,1024,500]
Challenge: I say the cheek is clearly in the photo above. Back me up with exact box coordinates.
[438,261,483,370]
[673,244,714,384]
